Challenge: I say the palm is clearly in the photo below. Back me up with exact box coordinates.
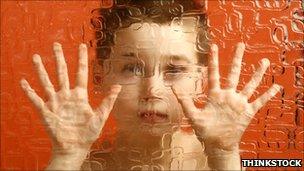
[198,90,252,152]
[45,95,99,149]
[21,43,121,152]
[173,43,281,154]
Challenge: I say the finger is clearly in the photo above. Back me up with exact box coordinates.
[171,86,200,120]
[33,54,56,98]
[20,79,47,112]
[95,85,122,122]
[76,43,88,89]
[250,84,281,113]
[208,44,220,91]
[53,42,70,91]
[241,58,270,98]
[227,42,245,90]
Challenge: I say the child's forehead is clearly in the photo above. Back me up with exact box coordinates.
[112,22,198,62]
[111,43,198,64]
[114,22,197,45]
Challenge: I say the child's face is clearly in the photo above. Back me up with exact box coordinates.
[103,22,205,135]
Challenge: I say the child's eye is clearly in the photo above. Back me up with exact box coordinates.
[122,64,136,72]
[165,65,188,73]
[121,63,143,76]
[169,70,182,73]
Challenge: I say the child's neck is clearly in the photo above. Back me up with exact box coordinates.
[112,126,208,170]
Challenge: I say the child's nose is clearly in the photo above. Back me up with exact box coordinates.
[140,74,165,101]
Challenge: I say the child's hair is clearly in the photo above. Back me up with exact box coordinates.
[91,0,209,65]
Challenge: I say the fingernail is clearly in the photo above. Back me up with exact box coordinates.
[210,44,218,52]
[111,84,122,93]
[53,42,61,46]
[20,79,27,89]
[237,42,245,49]
[261,58,270,67]
[80,43,87,49]
[273,84,283,90]
[32,54,41,64]
[53,42,62,51]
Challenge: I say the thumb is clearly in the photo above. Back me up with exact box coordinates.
[95,85,122,123]
[171,86,200,120]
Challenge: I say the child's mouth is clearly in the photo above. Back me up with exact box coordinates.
[139,111,169,124]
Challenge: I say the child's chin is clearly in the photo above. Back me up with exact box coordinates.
[137,122,176,136]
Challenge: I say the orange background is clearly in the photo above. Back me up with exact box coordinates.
[1,0,303,170]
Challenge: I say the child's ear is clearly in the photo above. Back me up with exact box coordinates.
[195,67,207,95]
[92,59,105,91]
[193,67,207,108]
